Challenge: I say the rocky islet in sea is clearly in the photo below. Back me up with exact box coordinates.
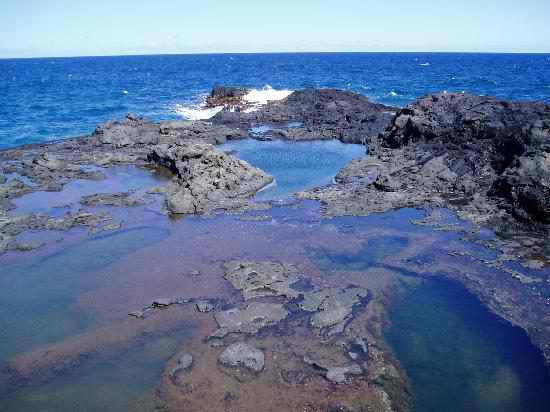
[0,85,549,411]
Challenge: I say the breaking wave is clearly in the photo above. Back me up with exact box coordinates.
[173,104,223,120]
[242,85,293,105]
[173,85,293,120]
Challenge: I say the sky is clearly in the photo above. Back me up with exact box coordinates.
[1,0,549,58]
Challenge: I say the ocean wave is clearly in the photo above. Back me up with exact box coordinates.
[173,85,292,120]
[243,85,293,105]
[173,104,223,120]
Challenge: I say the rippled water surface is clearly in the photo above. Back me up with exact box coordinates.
[1,53,549,148]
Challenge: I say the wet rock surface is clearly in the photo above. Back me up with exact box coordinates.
[214,302,289,334]
[146,256,405,410]
[80,191,149,207]
[169,352,194,379]
[222,259,301,300]
[196,300,214,313]
[218,342,265,372]
[309,287,370,335]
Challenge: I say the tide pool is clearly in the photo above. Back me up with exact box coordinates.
[385,279,550,412]
[219,139,365,200]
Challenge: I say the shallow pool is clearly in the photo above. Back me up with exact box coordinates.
[219,139,365,200]
[385,279,550,412]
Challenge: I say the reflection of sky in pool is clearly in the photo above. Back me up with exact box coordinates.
[11,166,160,216]
[219,139,365,200]
[0,226,170,363]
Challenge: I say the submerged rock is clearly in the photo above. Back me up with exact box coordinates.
[0,209,111,254]
[303,357,362,384]
[325,365,362,384]
[170,352,194,378]
[218,342,265,372]
[147,141,273,214]
[214,302,288,334]
[196,300,214,313]
[152,298,173,307]
[222,259,301,300]
[309,287,369,335]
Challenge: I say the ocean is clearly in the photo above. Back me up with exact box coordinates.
[1,52,549,149]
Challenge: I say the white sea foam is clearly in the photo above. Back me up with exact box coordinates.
[420,62,430,66]
[390,91,399,97]
[173,85,292,120]
[243,85,293,105]
[174,104,224,120]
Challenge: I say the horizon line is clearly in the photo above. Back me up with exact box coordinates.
[2,50,550,60]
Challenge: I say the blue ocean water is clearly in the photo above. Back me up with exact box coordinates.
[1,53,549,149]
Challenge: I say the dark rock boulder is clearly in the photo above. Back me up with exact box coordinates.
[491,152,550,223]
[380,92,550,223]
[206,86,251,108]
[91,113,161,148]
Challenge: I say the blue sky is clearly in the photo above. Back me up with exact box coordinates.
[1,0,549,58]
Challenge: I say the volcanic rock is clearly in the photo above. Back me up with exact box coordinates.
[218,342,265,372]
[148,141,273,214]
[214,302,288,334]
[222,260,301,300]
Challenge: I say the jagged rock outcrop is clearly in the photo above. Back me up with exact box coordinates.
[91,113,161,148]
[158,120,247,144]
[147,141,273,214]
[92,114,247,148]
[491,151,550,223]
[379,92,550,223]
[206,86,251,108]
[212,88,397,143]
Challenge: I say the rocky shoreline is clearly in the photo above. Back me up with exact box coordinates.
[1,86,549,410]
